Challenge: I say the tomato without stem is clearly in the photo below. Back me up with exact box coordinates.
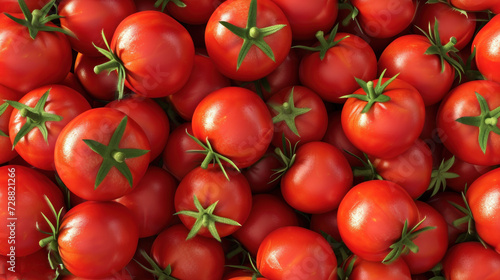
[442,242,500,280]
[343,255,412,280]
[473,14,500,85]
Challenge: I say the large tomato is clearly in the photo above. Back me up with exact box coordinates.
[342,255,412,280]
[450,0,500,13]
[0,247,55,280]
[205,0,292,81]
[54,108,151,201]
[472,14,500,85]
[442,242,500,280]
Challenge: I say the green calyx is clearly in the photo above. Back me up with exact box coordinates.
[425,0,469,17]
[5,89,63,149]
[226,252,263,280]
[0,103,10,137]
[268,87,311,137]
[341,69,398,113]
[455,92,500,154]
[449,190,488,247]
[269,135,298,183]
[338,0,360,27]
[219,0,287,70]
[154,0,186,12]
[383,218,436,264]
[427,156,459,197]
[135,250,178,280]
[4,0,75,39]
[185,130,240,181]
[175,195,241,242]
[293,24,349,60]
[349,152,383,181]
[82,116,150,189]
[93,30,127,100]
[416,20,464,80]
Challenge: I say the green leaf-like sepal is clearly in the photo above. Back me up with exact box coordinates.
[268,87,311,137]
[134,250,179,280]
[427,156,459,197]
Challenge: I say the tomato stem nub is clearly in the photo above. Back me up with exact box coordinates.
[293,24,350,60]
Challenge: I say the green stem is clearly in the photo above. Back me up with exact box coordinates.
[249,26,260,39]
[94,61,122,75]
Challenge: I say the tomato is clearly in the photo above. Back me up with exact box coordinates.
[337,180,420,263]
[341,75,425,159]
[7,85,91,170]
[281,141,353,214]
[168,54,231,121]
[298,28,377,103]
[310,209,341,242]
[466,167,500,253]
[54,108,151,201]
[0,11,72,94]
[150,224,225,280]
[266,86,328,147]
[167,0,223,25]
[115,166,177,238]
[106,94,170,160]
[0,85,19,164]
[192,87,273,169]
[74,53,120,101]
[342,255,412,280]
[0,165,64,257]
[401,201,448,274]
[450,0,500,13]
[58,0,137,57]
[0,0,51,13]
[257,226,337,280]
[270,0,337,40]
[58,201,139,278]
[174,165,252,240]
[437,80,500,166]
[441,148,492,193]
[0,247,56,280]
[472,14,500,85]
[242,149,282,193]
[232,194,299,256]
[442,242,500,280]
[205,0,292,81]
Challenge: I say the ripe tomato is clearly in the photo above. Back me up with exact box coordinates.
[74,53,120,101]
[310,209,341,242]
[450,0,500,13]
[8,85,91,170]
[205,0,292,81]
[342,255,412,280]
[0,247,55,280]
[167,0,223,25]
[281,141,353,214]
[442,242,500,280]
[242,149,282,193]
[441,149,492,193]
[54,108,151,201]
[472,14,500,84]
[257,226,337,280]
[58,201,139,278]
[192,87,273,169]
[0,165,64,257]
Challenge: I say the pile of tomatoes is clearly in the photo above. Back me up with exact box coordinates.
[1,0,500,279]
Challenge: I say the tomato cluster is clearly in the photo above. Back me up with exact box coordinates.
[1,0,500,279]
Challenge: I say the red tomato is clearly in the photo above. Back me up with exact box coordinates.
[337,180,419,262]
[257,226,337,280]
[472,14,500,84]
[441,149,492,193]
[167,0,223,25]
[450,0,500,13]
[150,224,225,280]
[232,194,299,256]
[74,53,120,101]
[442,242,500,280]
[106,94,170,160]
[191,87,273,169]
[466,168,500,253]
[174,165,252,240]
[0,85,19,164]
[205,0,292,81]
[58,0,137,56]
[115,166,177,238]
[310,209,341,242]
[343,255,412,280]
[266,86,328,147]
[8,85,91,170]
[281,141,353,214]
[58,201,139,278]
[437,80,500,166]
[0,165,65,257]
[54,108,151,201]
[242,149,282,193]
[0,247,56,280]
[0,0,51,13]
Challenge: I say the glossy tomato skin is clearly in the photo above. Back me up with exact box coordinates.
[437,80,500,166]
[473,14,500,84]
[282,141,353,214]
[299,32,377,103]
[151,224,225,280]
[270,0,337,40]
[175,165,253,239]
[242,149,282,193]
[0,0,51,13]
[337,180,419,262]
[54,108,151,201]
[341,78,425,159]
[168,54,231,121]
[267,86,328,147]
[378,34,455,106]
[0,165,65,257]
[450,0,500,13]
[167,0,223,25]
[112,11,195,97]
[205,0,292,81]
[106,94,170,160]
[74,52,119,101]
[232,194,299,256]
[0,85,19,164]
[9,85,91,170]
[257,226,337,280]
[442,242,500,280]
[466,168,500,253]
[0,13,72,94]
[58,201,139,278]
[401,201,448,274]
[345,255,412,280]
[0,247,56,280]
[58,0,137,56]
[192,87,274,169]
[115,166,177,238]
